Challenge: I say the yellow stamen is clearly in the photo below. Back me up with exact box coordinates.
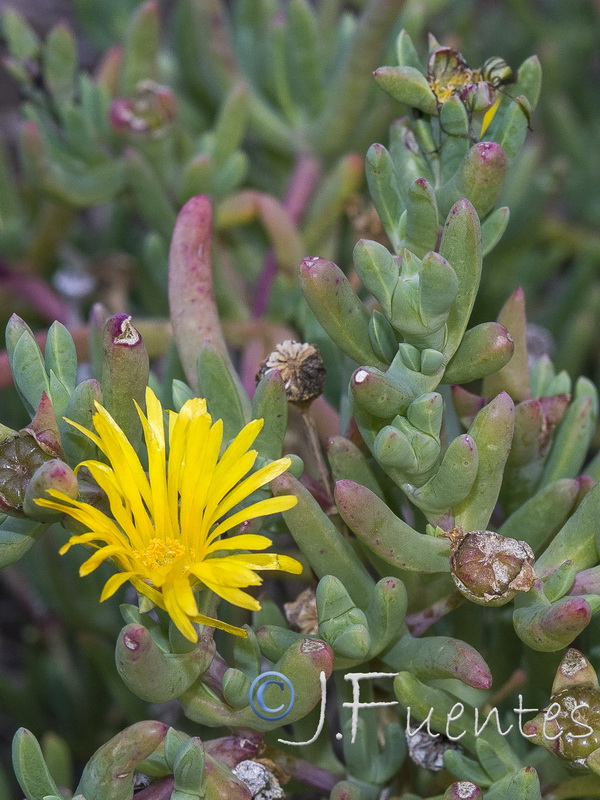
[133,538,187,570]
[429,71,473,103]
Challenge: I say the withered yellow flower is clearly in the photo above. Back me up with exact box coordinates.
[36,387,301,641]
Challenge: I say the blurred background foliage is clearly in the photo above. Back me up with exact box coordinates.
[0,0,600,795]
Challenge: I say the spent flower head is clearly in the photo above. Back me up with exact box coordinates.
[110,80,177,136]
[442,526,535,606]
[427,46,476,104]
[35,387,302,641]
[524,649,600,774]
[256,340,325,404]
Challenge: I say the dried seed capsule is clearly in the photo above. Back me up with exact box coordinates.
[405,728,462,771]
[232,759,285,799]
[547,686,600,763]
[524,649,600,774]
[256,341,325,404]
[442,526,535,605]
[283,588,318,635]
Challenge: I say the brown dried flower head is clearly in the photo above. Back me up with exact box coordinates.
[232,759,285,800]
[405,728,462,771]
[442,526,536,606]
[256,340,325,404]
[283,588,318,635]
[345,195,391,248]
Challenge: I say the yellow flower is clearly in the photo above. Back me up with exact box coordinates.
[36,387,302,641]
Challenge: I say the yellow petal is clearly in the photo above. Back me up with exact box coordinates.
[38,494,126,543]
[79,544,129,576]
[202,450,257,527]
[59,535,102,555]
[100,571,136,601]
[76,461,142,549]
[225,553,303,574]
[137,393,172,539]
[206,457,294,527]
[167,407,208,535]
[171,574,199,617]
[130,576,164,608]
[274,554,303,574]
[62,416,104,450]
[143,387,166,445]
[203,584,261,611]
[92,404,154,514]
[205,534,273,553]
[178,396,208,420]
[191,558,262,588]
[203,419,263,509]
[206,495,298,545]
[480,94,502,137]
[62,533,109,547]
[219,419,263,471]
[190,612,248,637]
[179,416,222,543]
[162,582,198,642]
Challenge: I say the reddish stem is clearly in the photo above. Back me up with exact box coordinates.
[251,152,321,318]
[482,668,528,711]
[405,591,465,637]
[202,649,229,700]
[204,731,262,766]
[242,154,321,397]
[267,747,340,792]
[0,260,73,325]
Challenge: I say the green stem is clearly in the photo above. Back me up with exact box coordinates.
[311,0,405,158]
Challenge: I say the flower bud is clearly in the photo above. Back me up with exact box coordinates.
[110,80,177,136]
[24,459,78,520]
[459,80,495,112]
[204,733,262,767]
[442,526,535,605]
[101,314,149,450]
[256,341,325,404]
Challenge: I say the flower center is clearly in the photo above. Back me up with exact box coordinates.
[134,538,187,570]
[429,75,471,102]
